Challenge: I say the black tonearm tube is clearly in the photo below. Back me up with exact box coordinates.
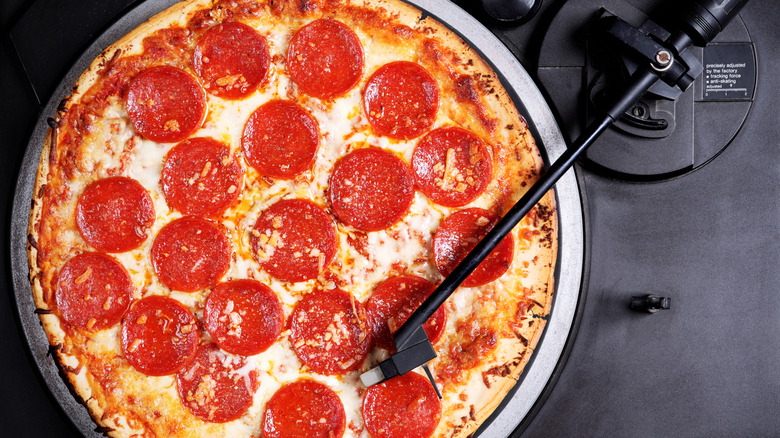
[360,0,751,391]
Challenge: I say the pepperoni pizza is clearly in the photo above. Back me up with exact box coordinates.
[26,0,558,437]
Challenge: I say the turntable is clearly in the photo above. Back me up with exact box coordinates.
[1,0,777,436]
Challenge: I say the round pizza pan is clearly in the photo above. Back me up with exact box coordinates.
[9,0,585,436]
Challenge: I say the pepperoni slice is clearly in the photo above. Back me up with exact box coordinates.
[433,208,514,287]
[76,176,155,253]
[242,100,320,179]
[366,275,446,352]
[121,295,199,376]
[151,217,231,292]
[262,379,346,438]
[363,61,439,140]
[161,137,243,217]
[251,199,336,283]
[287,19,364,99]
[55,252,133,331]
[176,343,258,423]
[412,126,493,207]
[204,280,283,356]
[328,147,414,232]
[126,66,207,143]
[362,372,442,438]
[289,289,370,375]
[193,21,270,99]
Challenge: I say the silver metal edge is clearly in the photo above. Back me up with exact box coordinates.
[9,0,585,436]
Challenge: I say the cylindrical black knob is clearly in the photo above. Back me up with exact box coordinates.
[630,295,671,313]
[480,0,542,25]
[676,0,750,46]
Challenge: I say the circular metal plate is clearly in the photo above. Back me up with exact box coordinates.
[10,0,584,436]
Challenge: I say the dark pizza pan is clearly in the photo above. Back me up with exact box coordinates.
[9,0,585,436]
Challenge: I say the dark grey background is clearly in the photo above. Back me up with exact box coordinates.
[2,0,778,436]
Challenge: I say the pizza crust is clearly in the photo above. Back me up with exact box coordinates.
[27,1,558,437]
[65,0,214,106]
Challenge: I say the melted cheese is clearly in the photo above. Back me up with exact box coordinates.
[38,5,556,438]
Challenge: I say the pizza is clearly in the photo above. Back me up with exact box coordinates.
[25,0,558,437]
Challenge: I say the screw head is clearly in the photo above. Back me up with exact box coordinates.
[655,50,672,66]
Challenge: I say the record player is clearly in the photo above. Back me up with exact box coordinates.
[1,0,777,436]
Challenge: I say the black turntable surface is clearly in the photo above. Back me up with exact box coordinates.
[1,0,778,436]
